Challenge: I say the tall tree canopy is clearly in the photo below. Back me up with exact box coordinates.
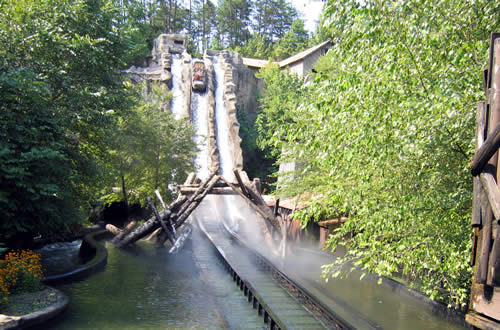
[0,0,196,244]
[256,0,500,307]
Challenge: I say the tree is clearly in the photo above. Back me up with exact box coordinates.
[252,0,298,42]
[103,83,196,208]
[257,0,500,308]
[271,19,309,60]
[0,0,195,245]
[0,0,135,243]
[216,0,252,47]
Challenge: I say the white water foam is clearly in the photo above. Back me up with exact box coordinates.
[213,57,234,181]
[171,54,185,120]
[191,88,209,181]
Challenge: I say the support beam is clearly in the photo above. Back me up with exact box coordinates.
[147,196,176,244]
[173,175,220,229]
[480,169,500,220]
[180,187,238,195]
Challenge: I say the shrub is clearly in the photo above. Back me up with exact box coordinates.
[0,250,43,306]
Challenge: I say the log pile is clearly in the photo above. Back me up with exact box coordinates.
[105,169,283,255]
[466,33,500,329]
[107,171,218,252]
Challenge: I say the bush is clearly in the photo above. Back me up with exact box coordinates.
[0,250,43,306]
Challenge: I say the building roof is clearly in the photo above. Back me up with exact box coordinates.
[278,40,332,68]
[242,40,333,71]
[242,57,273,69]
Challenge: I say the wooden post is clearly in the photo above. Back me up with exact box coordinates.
[488,226,500,285]
[146,196,176,244]
[274,199,280,217]
[155,189,176,237]
[233,169,250,197]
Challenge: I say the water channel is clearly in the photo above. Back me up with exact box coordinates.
[44,235,266,329]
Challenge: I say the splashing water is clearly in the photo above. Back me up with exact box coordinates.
[191,87,209,181]
[171,54,185,120]
[213,57,234,181]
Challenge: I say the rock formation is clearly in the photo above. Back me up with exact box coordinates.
[124,34,261,179]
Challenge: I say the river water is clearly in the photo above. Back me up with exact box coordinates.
[44,238,265,329]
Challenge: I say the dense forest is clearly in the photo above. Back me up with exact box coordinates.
[2,0,499,310]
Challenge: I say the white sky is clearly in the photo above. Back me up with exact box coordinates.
[290,0,324,32]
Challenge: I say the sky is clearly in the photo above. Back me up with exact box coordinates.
[290,0,325,32]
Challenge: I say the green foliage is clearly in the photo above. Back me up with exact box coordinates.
[102,82,196,207]
[0,0,136,241]
[270,19,309,60]
[256,64,306,158]
[257,0,500,308]
[235,19,310,61]
[0,69,81,238]
[237,109,277,192]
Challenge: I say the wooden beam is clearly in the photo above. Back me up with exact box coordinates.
[476,206,492,284]
[487,226,500,285]
[465,312,500,330]
[146,196,176,244]
[318,217,348,227]
[471,121,500,176]
[480,169,500,220]
[242,181,281,233]
[234,169,250,198]
[180,187,238,195]
[176,171,216,216]
[184,172,196,185]
[173,175,220,229]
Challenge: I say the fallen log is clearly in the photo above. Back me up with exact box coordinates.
[115,209,170,248]
[111,221,137,244]
[105,224,121,236]
[145,227,162,241]
[114,195,187,247]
